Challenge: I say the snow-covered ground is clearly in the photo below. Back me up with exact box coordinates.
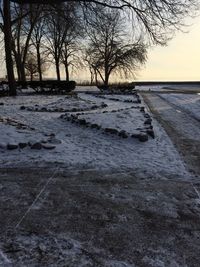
[158,93,200,121]
[0,90,192,179]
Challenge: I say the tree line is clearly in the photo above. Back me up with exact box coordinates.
[0,0,198,95]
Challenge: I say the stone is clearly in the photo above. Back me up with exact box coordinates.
[78,119,87,125]
[0,102,4,105]
[144,113,151,118]
[7,144,18,150]
[42,144,56,150]
[20,106,26,110]
[90,123,101,129]
[118,130,128,138]
[19,142,27,149]
[140,107,145,112]
[146,129,155,138]
[139,133,148,142]
[144,118,152,125]
[41,107,47,112]
[104,128,118,135]
[131,133,141,138]
[31,142,42,150]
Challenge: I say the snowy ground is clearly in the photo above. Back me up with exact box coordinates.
[158,93,200,121]
[1,88,200,266]
[0,90,191,179]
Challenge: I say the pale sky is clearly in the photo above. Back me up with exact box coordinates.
[138,15,200,81]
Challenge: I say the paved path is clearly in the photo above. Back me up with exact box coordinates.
[142,93,200,177]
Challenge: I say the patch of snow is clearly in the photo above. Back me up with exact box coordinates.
[158,93,200,121]
[0,91,192,179]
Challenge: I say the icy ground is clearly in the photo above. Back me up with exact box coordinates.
[0,88,192,179]
[158,93,200,121]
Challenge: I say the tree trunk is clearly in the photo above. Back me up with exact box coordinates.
[3,0,16,96]
[20,62,26,83]
[65,64,69,82]
[55,59,60,81]
[36,44,42,81]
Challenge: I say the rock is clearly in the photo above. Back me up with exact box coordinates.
[41,107,47,112]
[91,123,101,129]
[78,119,87,125]
[144,113,151,118]
[139,133,148,142]
[20,106,26,110]
[0,102,4,106]
[31,142,42,150]
[42,144,56,150]
[131,132,141,138]
[104,128,118,135]
[19,142,27,149]
[118,130,128,138]
[146,129,155,138]
[7,144,18,150]
[140,107,145,112]
[144,118,152,125]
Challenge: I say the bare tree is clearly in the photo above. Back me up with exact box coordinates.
[24,51,37,81]
[44,3,79,81]
[30,13,46,81]
[1,0,198,95]
[11,3,41,82]
[85,10,147,86]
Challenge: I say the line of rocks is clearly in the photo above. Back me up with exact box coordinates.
[74,106,140,117]
[3,134,60,151]
[20,103,107,113]
[61,114,153,142]
[140,106,155,139]
[92,94,141,104]
[5,142,56,151]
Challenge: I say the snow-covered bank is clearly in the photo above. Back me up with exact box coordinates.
[0,91,191,179]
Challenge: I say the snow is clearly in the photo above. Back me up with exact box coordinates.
[158,93,200,121]
[0,90,192,179]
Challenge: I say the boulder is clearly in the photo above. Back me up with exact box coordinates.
[7,144,18,150]
[140,107,145,112]
[78,119,87,125]
[31,142,42,150]
[144,118,152,125]
[41,107,47,112]
[131,132,141,138]
[118,130,128,138]
[139,133,148,142]
[0,102,4,106]
[146,129,155,139]
[19,142,27,149]
[104,128,118,135]
[91,123,101,129]
[20,106,26,110]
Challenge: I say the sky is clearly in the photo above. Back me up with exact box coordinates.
[1,14,200,82]
[138,15,200,81]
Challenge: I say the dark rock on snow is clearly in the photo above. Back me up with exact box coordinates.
[104,128,119,135]
[19,142,27,149]
[7,144,18,150]
[118,130,128,138]
[31,142,42,150]
[139,133,148,142]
